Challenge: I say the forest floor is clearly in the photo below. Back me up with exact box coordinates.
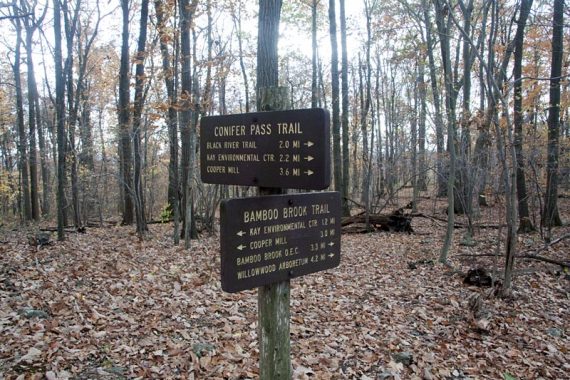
[1,197,569,380]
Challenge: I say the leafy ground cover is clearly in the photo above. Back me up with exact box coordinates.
[1,200,569,379]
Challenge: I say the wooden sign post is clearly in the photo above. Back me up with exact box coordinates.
[200,87,339,379]
[258,87,291,380]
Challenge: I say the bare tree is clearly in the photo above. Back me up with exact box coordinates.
[132,0,150,236]
[543,0,564,230]
[178,0,197,246]
[455,0,474,218]
[118,0,133,225]
[230,0,251,113]
[340,0,350,216]
[360,0,374,213]
[328,0,341,194]
[21,0,47,221]
[61,0,82,228]
[421,0,446,197]
[417,53,427,192]
[154,0,180,244]
[54,0,66,239]
[11,5,32,221]
[311,0,319,108]
[433,0,458,264]
[513,0,534,233]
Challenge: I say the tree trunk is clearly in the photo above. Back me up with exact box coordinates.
[360,1,373,210]
[257,0,282,107]
[422,0,446,197]
[189,28,201,240]
[328,0,341,194]
[155,0,180,244]
[119,0,134,225]
[318,56,327,109]
[179,0,196,245]
[12,13,32,222]
[74,2,102,224]
[434,0,457,264]
[543,0,564,229]
[381,63,396,198]
[513,0,534,233]
[340,0,350,216]
[97,107,109,225]
[37,88,50,217]
[132,0,150,236]
[62,0,82,229]
[311,0,318,108]
[24,20,40,221]
[75,10,103,174]
[231,1,250,113]
[411,68,418,213]
[350,71,360,197]
[472,1,491,209]
[374,52,384,197]
[455,0,474,218]
[54,0,66,240]
[418,55,427,192]
[359,57,369,204]
[78,90,95,170]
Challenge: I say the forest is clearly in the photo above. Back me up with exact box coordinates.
[0,0,569,379]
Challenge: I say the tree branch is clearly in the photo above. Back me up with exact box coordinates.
[517,254,569,268]
[0,12,31,20]
[456,233,570,268]
[519,233,570,257]
[514,74,570,83]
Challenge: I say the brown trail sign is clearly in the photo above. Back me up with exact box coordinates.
[220,192,341,293]
[200,108,330,190]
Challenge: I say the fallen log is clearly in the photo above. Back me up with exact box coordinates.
[40,226,86,233]
[341,211,413,233]
[411,213,507,229]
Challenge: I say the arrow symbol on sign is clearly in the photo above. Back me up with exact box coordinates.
[304,141,314,147]
[237,244,246,251]
[328,242,335,247]
[328,253,335,258]
[236,231,246,237]
[304,155,314,162]
[304,170,314,176]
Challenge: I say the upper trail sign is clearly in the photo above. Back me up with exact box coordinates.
[200,108,330,189]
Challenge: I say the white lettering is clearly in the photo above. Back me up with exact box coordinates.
[243,208,279,223]
[213,125,246,136]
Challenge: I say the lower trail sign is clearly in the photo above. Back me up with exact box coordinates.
[220,192,341,293]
